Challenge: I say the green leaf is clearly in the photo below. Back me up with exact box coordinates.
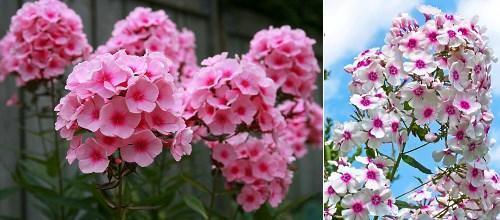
[403,101,413,111]
[183,195,208,219]
[273,193,320,218]
[0,187,18,201]
[181,174,211,194]
[365,147,376,158]
[402,155,433,174]
[253,205,273,220]
[395,200,418,209]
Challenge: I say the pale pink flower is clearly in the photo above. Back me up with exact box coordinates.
[361,164,388,190]
[365,189,392,216]
[212,144,237,166]
[237,186,266,212]
[76,138,110,173]
[362,111,388,139]
[99,96,141,139]
[77,95,105,132]
[121,130,162,167]
[145,106,185,135]
[329,166,361,194]
[171,128,193,161]
[125,77,159,113]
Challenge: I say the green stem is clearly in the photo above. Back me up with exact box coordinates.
[207,169,219,220]
[403,142,431,154]
[115,163,127,220]
[48,80,65,220]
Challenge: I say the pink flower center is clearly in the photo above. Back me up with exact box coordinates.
[230,166,239,174]
[428,32,438,42]
[132,91,144,101]
[236,107,246,115]
[407,38,417,49]
[110,112,125,126]
[92,110,99,120]
[245,195,255,203]
[258,163,269,172]
[343,131,352,140]
[371,195,382,205]
[458,27,468,36]
[366,170,377,180]
[456,130,464,140]
[460,101,470,109]
[90,150,102,162]
[423,108,434,118]
[468,143,477,151]
[447,30,456,38]
[413,87,424,96]
[341,173,352,183]
[102,136,116,145]
[220,150,229,159]
[373,118,383,128]
[134,140,148,152]
[215,113,229,123]
[415,60,426,69]
[360,97,371,106]
[367,71,378,81]
[327,186,335,195]
[446,105,456,115]
[474,65,482,74]
[205,76,215,86]
[452,70,460,80]
[240,80,250,88]
[388,65,398,76]
[352,202,364,213]
[472,168,479,177]
[391,122,399,132]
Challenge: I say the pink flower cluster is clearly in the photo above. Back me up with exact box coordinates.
[325,6,499,219]
[246,26,320,98]
[0,0,91,85]
[184,52,285,137]
[209,134,293,212]
[95,7,198,83]
[55,50,192,173]
[278,99,323,158]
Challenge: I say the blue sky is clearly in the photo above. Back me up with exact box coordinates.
[324,0,500,197]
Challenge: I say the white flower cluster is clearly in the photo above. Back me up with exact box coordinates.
[324,6,499,220]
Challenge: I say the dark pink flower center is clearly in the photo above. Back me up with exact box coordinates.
[452,70,460,80]
[110,112,125,126]
[352,202,364,213]
[428,32,438,42]
[366,170,377,180]
[474,65,482,74]
[134,140,148,152]
[415,60,426,69]
[460,101,470,110]
[360,97,371,106]
[341,173,352,183]
[446,105,456,115]
[368,71,378,81]
[343,131,352,140]
[373,118,383,128]
[472,168,479,177]
[371,195,382,205]
[407,38,417,49]
[327,186,335,195]
[132,91,144,101]
[456,130,464,140]
[391,122,399,132]
[388,65,398,76]
[423,108,434,118]
[413,87,424,96]
[447,30,456,38]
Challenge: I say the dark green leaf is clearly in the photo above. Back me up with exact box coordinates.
[183,195,208,219]
[181,174,211,194]
[402,155,433,174]
[365,147,376,158]
[0,187,18,201]
[253,205,273,220]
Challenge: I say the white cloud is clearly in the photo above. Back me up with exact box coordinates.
[323,0,422,67]
[323,77,340,101]
[457,0,500,95]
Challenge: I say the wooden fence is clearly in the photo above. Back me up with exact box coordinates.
[0,0,322,218]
